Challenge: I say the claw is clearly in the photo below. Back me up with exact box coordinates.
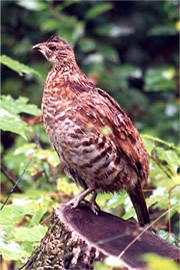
[67,188,100,214]
[89,191,99,214]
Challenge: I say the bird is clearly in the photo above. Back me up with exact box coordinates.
[32,35,150,226]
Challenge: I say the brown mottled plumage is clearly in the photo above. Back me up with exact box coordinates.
[32,36,150,226]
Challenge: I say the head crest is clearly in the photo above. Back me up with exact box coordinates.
[47,35,67,45]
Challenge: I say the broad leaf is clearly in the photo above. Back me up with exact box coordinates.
[0,95,41,116]
[0,95,41,137]
[145,67,176,91]
[1,55,41,78]
[0,108,27,138]
[85,3,113,20]
[13,225,47,242]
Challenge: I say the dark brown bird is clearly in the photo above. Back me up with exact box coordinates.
[32,36,150,226]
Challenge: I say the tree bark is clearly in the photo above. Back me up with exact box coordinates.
[25,204,179,270]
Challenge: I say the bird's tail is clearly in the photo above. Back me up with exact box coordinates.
[128,180,150,226]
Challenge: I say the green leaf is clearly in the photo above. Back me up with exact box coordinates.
[148,25,177,36]
[112,65,142,79]
[145,67,176,91]
[0,95,41,138]
[13,225,47,242]
[142,137,154,155]
[0,202,33,227]
[57,176,79,195]
[107,191,128,208]
[14,143,36,155]
[78,38,96,52]
[17,0,46,11]
[0,108,27,138]
[41,18,58,31]
[94,256,125,269]
[94,262,109,270]
[156,147,179,174]
[34,149,60,167]
[29,208,47,227]
[143,253,179,270]
[0,55,41,78]
[0,234,27,260]
[142,134,178,150]
[85,3,113,20]
[101,126,112,136]
[0,95,41,116]
[98,45,119,63]
[157,230,177,245]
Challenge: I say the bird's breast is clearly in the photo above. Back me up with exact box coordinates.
[42,91,138,192]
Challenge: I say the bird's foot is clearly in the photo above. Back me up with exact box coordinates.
[67,188,100,215]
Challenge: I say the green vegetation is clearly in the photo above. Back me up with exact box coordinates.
[1,1,179,269]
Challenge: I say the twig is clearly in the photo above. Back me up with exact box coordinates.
[48,163,56,182]
[118,203,179,258]
[0,156,33,211]
[16,258,32,270]
[168,185,180,234]
[150,155,172,179]
[1,165,22,193]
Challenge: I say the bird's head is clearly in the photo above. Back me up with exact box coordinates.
[32,36,75,65]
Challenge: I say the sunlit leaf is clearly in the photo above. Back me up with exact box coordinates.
[107,191,128,208]
[156,147,179,174]
[157,230,178,246]
[29,208,47,227]
[0,234,27,260]
[0,108,27,138]
[0,95,41,116]
[175,20,180,31]
[101,126,112,136]
[0,95,41,138]
[85,3,113,20]
[145,67,176,91]
[17,0,46,11]
[142,134,178,150]
[144,253,178,270]
[1,55,41,78]
[14,143,36,155]
[104,256,125,267]
[57,176,79,196]
[13,225,47,242]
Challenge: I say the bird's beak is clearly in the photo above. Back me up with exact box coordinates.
[32,43,42,51]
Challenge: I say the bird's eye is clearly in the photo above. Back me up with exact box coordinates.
[49,45,56,50]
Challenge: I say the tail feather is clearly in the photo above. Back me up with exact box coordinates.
[128,180,150,226]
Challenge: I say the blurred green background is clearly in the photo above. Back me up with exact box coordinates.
[2,0,179,143]
[0,1,179,268]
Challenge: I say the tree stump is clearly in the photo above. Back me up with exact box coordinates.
[25,204,179,270]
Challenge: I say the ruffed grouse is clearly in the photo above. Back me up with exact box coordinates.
[32,36,150,226]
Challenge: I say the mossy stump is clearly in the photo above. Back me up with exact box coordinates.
[25,204,179,270]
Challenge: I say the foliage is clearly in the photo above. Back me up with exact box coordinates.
[0,55,41,78]
[143,253,179,270]
[1,0,179,268]
[94,253,179,270]
[0,95,41,138]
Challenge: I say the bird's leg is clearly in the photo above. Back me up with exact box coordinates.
[89,191,100,215]
[67,187,100,214]
[67,187,94,209]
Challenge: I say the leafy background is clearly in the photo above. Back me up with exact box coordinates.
[1,0,179,269]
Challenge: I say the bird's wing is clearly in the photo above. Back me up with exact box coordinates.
[88,87,149,181]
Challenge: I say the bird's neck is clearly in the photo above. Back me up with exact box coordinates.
[45,60,94,92]
[54,57,79,74]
